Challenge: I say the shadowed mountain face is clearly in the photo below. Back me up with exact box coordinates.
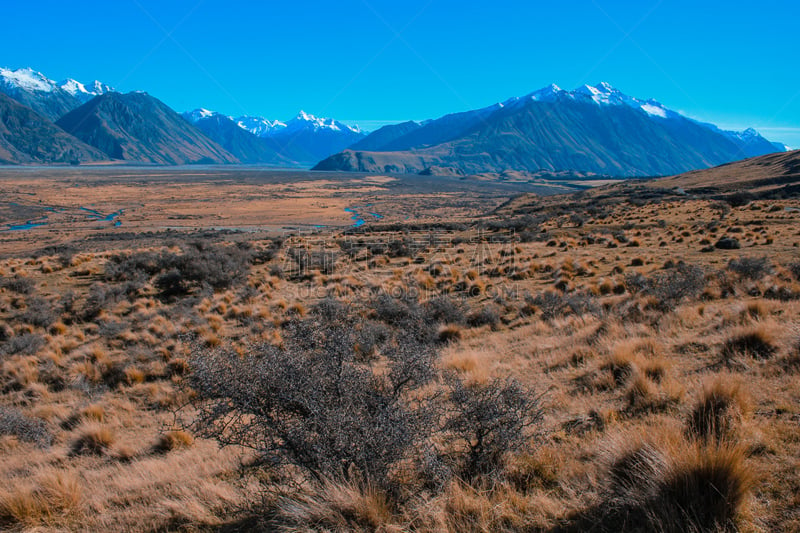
[347,121,423,152]
[184,109,365,167]
[57,93,238,165]
[267,125,365,166]
[190,114,297,166]
[317,84,784,177]
[0,93,108,164]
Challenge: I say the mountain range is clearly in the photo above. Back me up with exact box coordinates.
[315,82,787,177]
[0,67,789,175]
[0,67,362,166]
[0,67,112,121]
[182,109,364,166]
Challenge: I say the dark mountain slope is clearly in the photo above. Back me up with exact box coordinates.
[0,93,108,164]
[316,84,784,177]
[191,114,294,165]
[57,92,238,165]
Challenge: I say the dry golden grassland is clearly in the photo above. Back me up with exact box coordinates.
[0,171,799,531]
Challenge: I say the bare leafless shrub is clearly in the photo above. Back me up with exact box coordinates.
[189,299,544,496]
[0,407,52,447]
[424,295,467,325]
[788,263,800,282]
[189,305,434,488]
[526,291,599,321]
[466,305,502,329]
[727,256,772,281]
[439,378,543,482]
[1,333,45,356]
[626,262,705,311]
[106,243,250,294]
[0,276,35,295]
[18,297,56,329]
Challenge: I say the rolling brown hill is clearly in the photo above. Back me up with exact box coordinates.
[497,148,800,218]
[653,148,800,194]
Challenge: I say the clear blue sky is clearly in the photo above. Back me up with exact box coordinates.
[3,0,799,146]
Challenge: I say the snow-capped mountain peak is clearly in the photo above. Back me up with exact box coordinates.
[59,78,88,96]
[183,108,217,123]
[286,111,361,134]
[234,115,287,137]
[569,82,675,118]
[58,78,114,103]
[0,67,55,92]
[574,82,630,105]
[290,110,340,131]
[1,67,115,106]
[530,83,566,101]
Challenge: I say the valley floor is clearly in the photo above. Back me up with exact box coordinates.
[0,169,799,531]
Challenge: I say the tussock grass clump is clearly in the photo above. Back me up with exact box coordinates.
[80,404,105,422]
[466,305,502,329]
[687,378,751,443]
[721,326,778,364]
[273,478,393,532]
[586,439,753,532]
[153,430,194,453]
[775,340,800,373]
[437,324,463,344]
[0,471,83,528]
[70,424,115,456]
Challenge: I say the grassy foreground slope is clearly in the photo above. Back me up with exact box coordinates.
[0,165,799,531]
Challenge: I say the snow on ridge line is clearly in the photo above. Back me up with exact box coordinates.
[1,67,114,99]
[0,67,55,92]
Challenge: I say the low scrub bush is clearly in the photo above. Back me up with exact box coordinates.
[526,291,599,321]
[727,256,772,281]
[288,247,338,275]
[18,297,56,329]
[105,243,251,295]
[0,276,35,295]
[625,262,705,311]
[189,299,543,495]
[424,295,467,325]
[0,407,52,447]
[1,333,45,356]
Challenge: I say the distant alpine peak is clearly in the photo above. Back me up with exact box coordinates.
[234,115,288,137]
[0,67,55,92]
[184,108,217,123]
[1,67,114,102]
[59,78,114,99]
[574,82,638,107]
[288,110,361,134]
[530,83,566,100]
[59,79,88,96]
